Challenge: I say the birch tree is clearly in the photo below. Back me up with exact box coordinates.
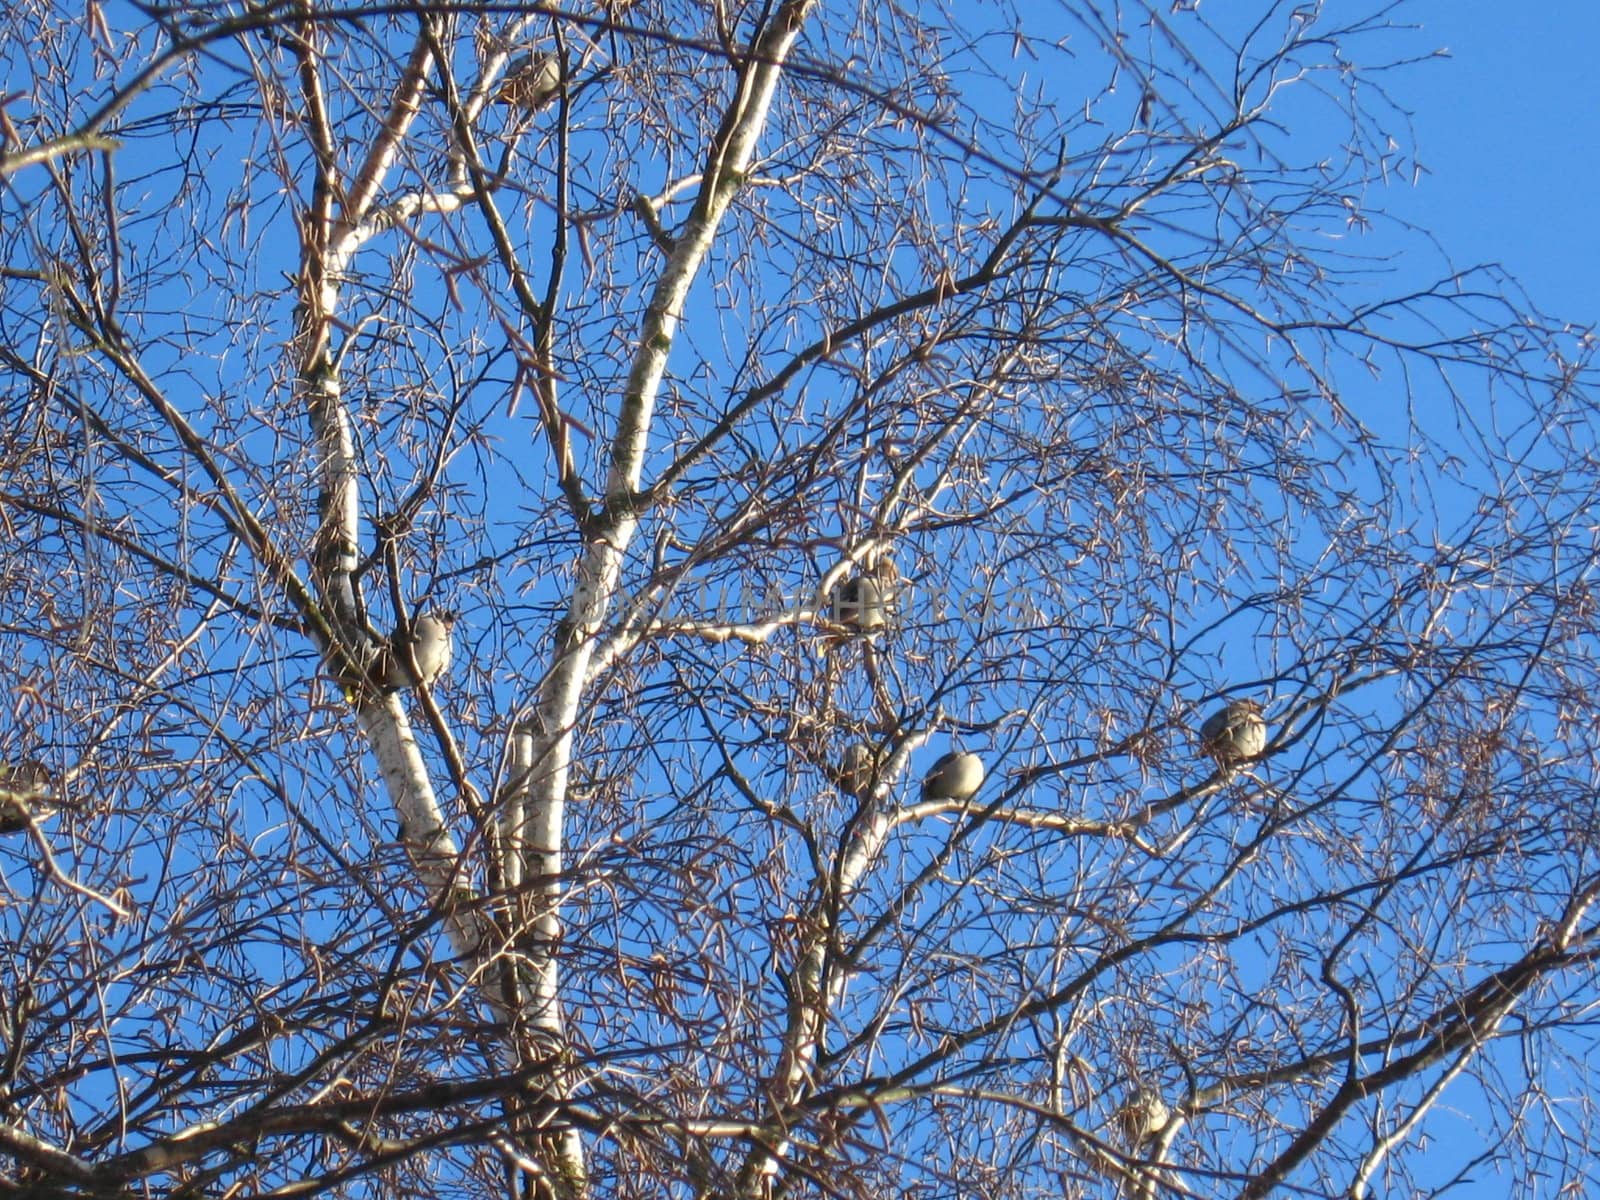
[2,2,1598,1198]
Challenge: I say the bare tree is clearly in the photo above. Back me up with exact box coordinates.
[2,1,1598,1198]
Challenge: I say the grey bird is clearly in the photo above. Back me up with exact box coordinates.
[829,575,894,633]
[0,761,52,833]
[839,742,884,798]
[495,51,561,111]
[1198,698,1267,764]
[920,750,984,802]
[381,611,457,690]
[1115,1088,1171,1148]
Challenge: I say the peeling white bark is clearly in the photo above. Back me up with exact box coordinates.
[357,697,491,962]
[498,10,820,1189]
[300,8,821,1191]
[732,731,925,1194]
[513,0,820,1020]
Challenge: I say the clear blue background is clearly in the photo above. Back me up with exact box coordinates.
[1400,2,1599,328]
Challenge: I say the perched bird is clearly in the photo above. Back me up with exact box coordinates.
[838,742,884,798]
[495,51,561,111]
[829,569,899,634]
[920,750,984,802]
[1115,1088,1171,1148]
[380,611,457,690]
[0,761,52,833]
[1198,698,1267,765]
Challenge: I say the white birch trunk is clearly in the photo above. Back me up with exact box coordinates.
[502,5,819,1189]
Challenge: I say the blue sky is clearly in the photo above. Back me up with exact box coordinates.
[3,4,1594,1196]
[1398,2,1600,328]
[1354,10,1600,1192]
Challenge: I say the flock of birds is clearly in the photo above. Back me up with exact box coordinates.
[330,567,1267,823]
[0,43,1278,1173]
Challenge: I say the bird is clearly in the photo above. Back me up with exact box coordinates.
[829,575,888,631]
[380,611,457,690]
[1114,1088,1171,1148]
[920,750,984,802]
[1198,698,1267,765]
[495,51,561,111]
[838,742,884,798]
[0,761,52,833]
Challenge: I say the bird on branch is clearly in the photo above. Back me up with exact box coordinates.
[920,749,985,802]
[378,611,457,690]
[1197,698,1267,765]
